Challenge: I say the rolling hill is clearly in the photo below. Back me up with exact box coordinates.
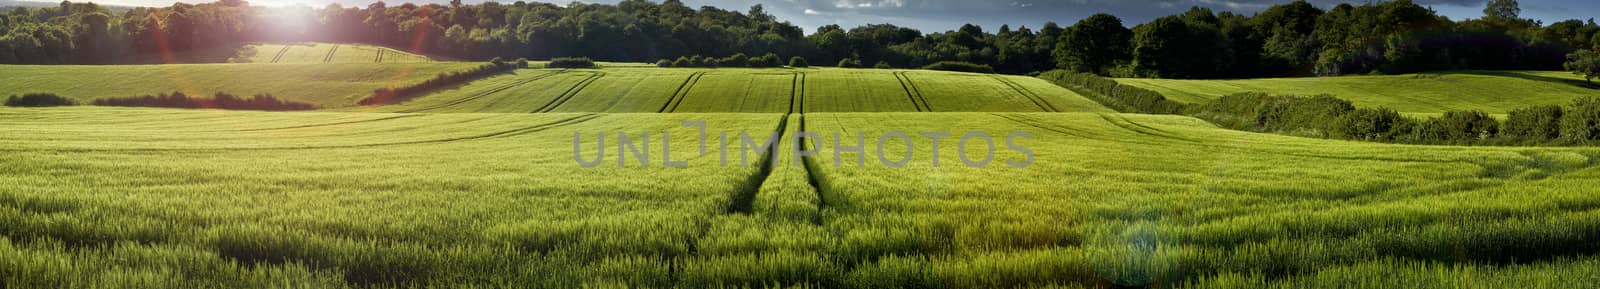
[0,62,482,108]
[363,68,1113,113]
[1115,71,1600,114]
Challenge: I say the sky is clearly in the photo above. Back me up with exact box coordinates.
[19,0,1599,34]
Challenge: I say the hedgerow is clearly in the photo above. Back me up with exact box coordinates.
[92,92,316,111]
[1039,70,1600,146]
[4,93,75,107]
[358,61,518,105]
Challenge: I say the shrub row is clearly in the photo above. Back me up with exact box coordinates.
[358,61,519,105]
[656,53,785,68]
[4,93,75,107]
[546,57,596,68]
[1036,70,1187,114]
[92,92,317,111]
[1196,92,1600,145]
[920,61,993,74]
[1037,71,1600,146]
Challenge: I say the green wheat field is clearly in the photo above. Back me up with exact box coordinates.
[4,58,1600,288]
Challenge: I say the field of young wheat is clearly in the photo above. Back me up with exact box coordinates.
[2,105,1598,288]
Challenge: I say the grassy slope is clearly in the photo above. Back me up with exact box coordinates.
[1116,71,1600,114]
[370,67,1111,113]
[0,63,481,108]
[2,107,1598,288]
[244,43,432,63]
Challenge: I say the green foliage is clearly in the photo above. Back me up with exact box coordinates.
[656,59,673,67]
[1054,13,1131,74]
[358,62,518,105]
[1566,49,1600,83]
[836,58,862,68]
[4,93,75,107]
[1037,70,1185,114]
[92,92,317,111]
[1561,97,1600,143]
[920,61,994,74]
[873,61,891,69]
[1503,105,1564,141]
[546,57,596,68]
[1333,108,1405,141]
[788,56,809,68]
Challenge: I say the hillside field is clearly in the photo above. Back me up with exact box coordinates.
[0,63,483,108]
[365,68,1112,113]
[240,43,434,64]
[1,107,1598,288]
[1116,71,1600,114]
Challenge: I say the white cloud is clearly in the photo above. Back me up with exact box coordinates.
[804,8,822,15]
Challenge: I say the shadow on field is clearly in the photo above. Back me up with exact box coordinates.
[1435,71,1600,89]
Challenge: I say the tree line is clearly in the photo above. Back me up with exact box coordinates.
[3,0,1599,78]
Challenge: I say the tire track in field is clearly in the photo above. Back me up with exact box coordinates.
[397,71,563,113]
[897,71,934,112]
[374,48,384,63]
[323,45,339,63]
[268,45,290,63]
[214,114,427,132]
[725,114,790,215]
[1096,114,1200,143]
[992,75,1059,112]
[659,72,705,113]
[893,71,927,112]
[795,72,808,114]
[533,71,605,113]
[788,73,800,114]
[796,114,834,225]
[3,114,602,152]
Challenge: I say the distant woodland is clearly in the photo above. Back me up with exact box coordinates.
[2,0,1598,78]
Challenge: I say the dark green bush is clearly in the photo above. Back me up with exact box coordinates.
[1503,105,1563,142]
[1333,108,1404,141]
[546,57,596,68]
[688,55,706,67]
[656,59,673,67]
[673,56,691,68]
[4,93,75,107]
[722,53,748,68]
[752,53,783,68]
[921,61,994,73]
[1561,97,1600,144]
[874,61,892,69]
[837,58,862,68]
[359,61,517,105]
[94,92,316,111]
[788,56,809,68]
[1258,94,1354,135]
[515,58,530,68]
[1036,70,1186,114]
[1436,110,1500,141]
